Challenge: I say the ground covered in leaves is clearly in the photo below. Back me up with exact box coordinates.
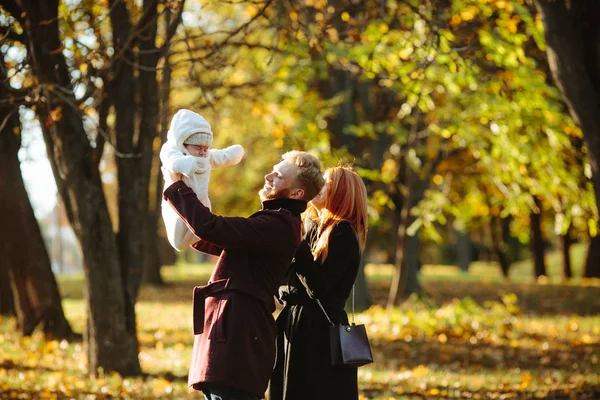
[1,259,599,399]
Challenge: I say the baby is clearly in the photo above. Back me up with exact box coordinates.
[160,109,244,251]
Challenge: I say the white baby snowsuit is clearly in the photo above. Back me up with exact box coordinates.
[160,109,244,251]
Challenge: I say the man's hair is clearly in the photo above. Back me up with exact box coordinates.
[281,151,324,201]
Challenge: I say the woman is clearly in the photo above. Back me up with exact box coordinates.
[269,166,368,400]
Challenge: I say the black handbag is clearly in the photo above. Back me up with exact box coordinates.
[316,286,373,367]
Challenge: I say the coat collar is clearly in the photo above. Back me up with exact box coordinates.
[261,198,307,217]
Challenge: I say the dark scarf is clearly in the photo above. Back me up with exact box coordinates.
[261,198,307,217]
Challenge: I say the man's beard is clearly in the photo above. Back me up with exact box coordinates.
[259,186,292,201]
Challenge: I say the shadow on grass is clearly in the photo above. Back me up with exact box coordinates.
[368,280,600,316]
[370,334,600,373]
[361,383,600,400]
[0,360,57,374]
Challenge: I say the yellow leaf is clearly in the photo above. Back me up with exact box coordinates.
[581,334,594,344]
[460,9,475,21]
[437,332,448,343]
[520,372,533,389]
[568,320,579,332]
[412,365,429,377]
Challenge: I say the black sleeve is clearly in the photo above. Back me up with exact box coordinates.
[293,222,360,299]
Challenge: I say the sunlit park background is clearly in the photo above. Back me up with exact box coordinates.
[1,0,600,399]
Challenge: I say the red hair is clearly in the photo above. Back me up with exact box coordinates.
[305,166,368,262]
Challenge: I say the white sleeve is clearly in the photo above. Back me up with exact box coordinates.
[209,144,245,169]
[161,198,201,251]
[160,141,197,177]
[194,157,211,174]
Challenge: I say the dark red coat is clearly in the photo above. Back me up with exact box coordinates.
[163,181,306,398]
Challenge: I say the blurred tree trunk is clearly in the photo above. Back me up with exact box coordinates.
[530,197,547,278]
[108,0,146,338]
[0,84,75,340]
[535,1,600,272]
[0,267,15,316]
[143,7,174,285]
[13,0,141,375]
[490,216,510,278]
[560,227,573,280]
[404,230,422,294]
[456,232,472,272]
[584,236,600,278]
[347,237,373,312]
[387,149,425,307]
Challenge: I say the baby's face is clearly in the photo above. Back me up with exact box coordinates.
[184,144,209,158]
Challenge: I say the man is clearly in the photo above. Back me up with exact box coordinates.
[162,151,324,400]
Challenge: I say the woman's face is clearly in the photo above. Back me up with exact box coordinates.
[311,172,329,210]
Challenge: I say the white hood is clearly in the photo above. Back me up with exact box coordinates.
[167,109,213,149]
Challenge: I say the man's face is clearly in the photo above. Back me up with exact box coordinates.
[184,144,209,158]
[259,160,300,201]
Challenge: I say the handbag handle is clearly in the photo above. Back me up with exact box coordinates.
[315,285,355,327]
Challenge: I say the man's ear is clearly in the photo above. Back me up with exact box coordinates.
[289,188,304,200]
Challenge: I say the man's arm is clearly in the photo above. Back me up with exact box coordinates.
[191,239,224,256]
[163,181,295,253]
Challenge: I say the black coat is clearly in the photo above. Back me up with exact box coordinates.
[269,220,360,400]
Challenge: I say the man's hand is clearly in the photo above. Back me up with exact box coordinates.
[161,166,183,186]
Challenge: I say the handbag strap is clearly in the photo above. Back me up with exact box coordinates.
[315,284,356,327]
[315,298,335,326]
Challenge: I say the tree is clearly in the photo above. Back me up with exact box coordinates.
[534,1,600,277]
[10,0,140,374]
[0,69,75,339]
[0,268,15,316]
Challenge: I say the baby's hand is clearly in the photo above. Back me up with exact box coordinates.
[194,156,210,174]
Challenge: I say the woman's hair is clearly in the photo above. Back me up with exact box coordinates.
[305,166,368,262]
[281,151,325,201]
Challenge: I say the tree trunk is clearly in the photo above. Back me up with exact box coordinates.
[456,231,472,272]
[529,198,546,278]
[347,237,372,312]
[404,230,422,295]
[143,6,173,285]
[535,1,600,238]
[0,267,15,316]
[387,163,425,307]
[107,0,144,339]
[560,228,573,280]
[584,235,600,278]
[16,0,140,375]
[0,62,75,339]
[0,91,75,340]
[490,217,510,278]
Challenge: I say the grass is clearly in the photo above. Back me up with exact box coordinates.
[1,245,599,399]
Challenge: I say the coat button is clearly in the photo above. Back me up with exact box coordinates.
[346,327,351,332]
